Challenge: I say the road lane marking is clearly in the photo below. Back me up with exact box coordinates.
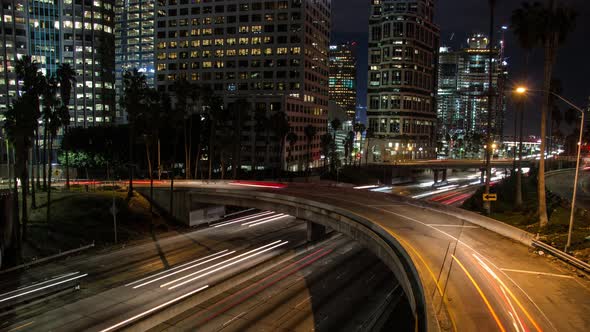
[0,272,80,298]
[133,250,235,289]
[452,255,506,332]
[426,224,479,229]
[0,274,88,303]
[98,285,209,332]
[163,241,288,289]
[6,321,34,331]
[500,268,574,279]
[474,255,543,332]
[223,311,247,327]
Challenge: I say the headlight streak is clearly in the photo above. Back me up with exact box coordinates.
[97,285,209,332]
[124,250,231,288]
[0,272,80,298]
[472,254,543,332]
[240,213,286,226]
[212,211,276,228]
[164,241,289,290]
[245,215,290,227]
[0,273,88,303]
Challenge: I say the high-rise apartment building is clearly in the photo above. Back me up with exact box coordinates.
[367,0,440,163]
[0,0,116,127]
[329,42,357,120]
[436,33,507,158]
[154,0,331,171]
[115,0,156,121]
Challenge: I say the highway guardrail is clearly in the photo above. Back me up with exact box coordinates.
[532,240,590,274]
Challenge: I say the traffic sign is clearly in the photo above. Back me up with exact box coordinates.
[483,193,497,202]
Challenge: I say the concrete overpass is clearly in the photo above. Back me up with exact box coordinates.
[143,180,590,332]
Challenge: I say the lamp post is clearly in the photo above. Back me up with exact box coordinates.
[516,87,587,252]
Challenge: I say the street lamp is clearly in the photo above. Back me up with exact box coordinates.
[516,86,587,252]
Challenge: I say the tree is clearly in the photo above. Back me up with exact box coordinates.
[207,96,225,180]
[121,69,148,198]
[286,132,298,171]
[512,1,545,208]
[513,0,576,227]
[173,79,198,179]
[320,133,333,170]
[270,111,290,176]
[330,118,342,141]
[253,108,268,176]
[42,77,69,225]
[343,131,354,166]
[56,63,76,190]
[230,99,250,179]
[304,125,317,174]
[354,123,366,167]
[4,95,38,243]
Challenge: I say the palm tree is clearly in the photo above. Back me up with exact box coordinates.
[207,96,225,180]
[286,132,298,171]
[343,131,354,166]
[230,99,250,179]
[330,118,342,141]
[4,95,38,243]
[43,77,69,225]
[270,111,290,177]
[172,79,194,179]
[365,128,374,166]
[354,123,366,167]
[139,89,163,213]
[253,108,268,176]
[320,133,333,170]
[56,63,76,190]
[121,69,148,198]
[512,0,576,227]
[304,125,317,174]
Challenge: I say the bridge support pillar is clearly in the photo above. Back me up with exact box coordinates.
[442,169,447,182]
[433,170,439,184]
[307,221,326,242]
[480,168,485,184]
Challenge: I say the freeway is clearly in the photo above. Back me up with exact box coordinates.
[167,181,590,332]
[147,235,401,331]
[1,180,590,332]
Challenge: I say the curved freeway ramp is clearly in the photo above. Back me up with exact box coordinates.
[156,180,590,332]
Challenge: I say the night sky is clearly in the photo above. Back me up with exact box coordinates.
[332,0,590,136]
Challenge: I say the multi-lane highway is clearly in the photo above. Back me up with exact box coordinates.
[1,178,589,332]
[0,209,400,332]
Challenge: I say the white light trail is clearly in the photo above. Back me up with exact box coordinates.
[247,215,290,227]
[370,186,393,192]
[0,274,88,303]
[98,285,209,332]
[0,272,80,298]
[212,211,276,228]
[125,250,230,287]
[353,185,379,190]
[131,250,235,289]
[241,213,286,226]
[162,240,288,290]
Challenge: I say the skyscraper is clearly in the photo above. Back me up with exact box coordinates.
[367,0,440,163]
[154,0,331,171]
[436,33,507,158]
[115,0,156,121]
[0,0,116,127]
[329,42,357,120]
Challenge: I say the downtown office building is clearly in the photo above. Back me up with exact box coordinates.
[437,33,507,158]
[153,0,331,171]
[329,42,357,121]
[367,0,440,163]
[0,0,116,126]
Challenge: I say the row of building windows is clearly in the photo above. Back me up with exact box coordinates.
[369,118,434,135]
[369,95,432,112]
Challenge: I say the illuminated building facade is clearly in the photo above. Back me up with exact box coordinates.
[154,0,331,171]
[436,33,507,158]
[329,42,357,120]
[367,0,440,162]
[115,0,155,121]
[0,0,116,127]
